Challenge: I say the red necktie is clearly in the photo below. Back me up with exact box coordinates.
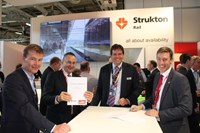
[153,75,163,107]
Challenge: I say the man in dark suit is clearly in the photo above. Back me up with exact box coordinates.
[41,52,93,124]
[131,47,192,133]
[91,44,141,107]
[0,61,5,122]
[186,56,200,133]
[1,44,70,133]
[145,60,159,100]
[177,53,192,76]
[40,56,62,116]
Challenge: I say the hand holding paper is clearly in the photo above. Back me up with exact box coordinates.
[57,91,72,102]
[67,77,87,105]
[84,91,93,103]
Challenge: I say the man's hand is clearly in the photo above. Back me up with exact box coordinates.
[58,91,72,102]
[118,98,129,106]
[84,91,93,103]
[130,105,143,112]
[53,123,71,133]
[145,109,159,117]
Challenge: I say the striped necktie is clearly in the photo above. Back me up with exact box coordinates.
[107,66,120,106]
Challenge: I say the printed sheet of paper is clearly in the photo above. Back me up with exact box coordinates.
[105,109,156,124]
[67,77,87,105]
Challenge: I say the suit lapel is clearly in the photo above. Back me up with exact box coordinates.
[121,63,126,95]
[106,64,112,97]
[152,73,160,99]
[160,69,174,106]
[19,69,38,107]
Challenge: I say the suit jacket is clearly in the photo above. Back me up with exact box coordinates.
[144,69,192,133]
[186,70,200,133]
[1,68,54,133]
[40,66,54,115]
[145,68,159,100]
[42,70,83,124]
[177,66,188,76]
[142,68,150,78]
[0,71,4,83]
[186,69,198,109]
[81,72,98,92]
[91,62,141,106]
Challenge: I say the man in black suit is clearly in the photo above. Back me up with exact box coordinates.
[91,44,141,107]
[40,56,62,116]
[186,56,200,133]
[0,61,5,122]
[131,47,192,133]
[0,62,4,84]
[145,60,159,100]
[1,44,70,133]
[177,53,192,76]
[41,52,93,124]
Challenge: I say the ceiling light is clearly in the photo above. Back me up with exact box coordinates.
[15,32,22,35]
[26,23,31,26]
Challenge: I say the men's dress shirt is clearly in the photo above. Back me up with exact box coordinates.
[23,69,37,95]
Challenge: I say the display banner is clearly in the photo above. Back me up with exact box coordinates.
[31,7,174,66]
[110,7,174,48]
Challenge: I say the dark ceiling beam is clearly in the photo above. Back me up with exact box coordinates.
[33,5,48,16]
[54,2,71,14]
[2,6,33,18]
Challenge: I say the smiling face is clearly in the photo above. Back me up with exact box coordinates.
[62,54,76,74]
[156,47,173,73]
[22,50,44,75]
[111,48,124,66]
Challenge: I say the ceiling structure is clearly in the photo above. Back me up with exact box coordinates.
[0,0,124,44]
[0,0,200,44]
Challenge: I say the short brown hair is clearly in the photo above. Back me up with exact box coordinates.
[80,61,89,71]
[110,44,124,55]
[50,57,61,65]
[23,44,44,57]
[157,47,173,59]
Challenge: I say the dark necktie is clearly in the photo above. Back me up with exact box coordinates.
[67,74,73,114]
[107,66,120,106]
[153,75,163,108]
[33,81,38,105]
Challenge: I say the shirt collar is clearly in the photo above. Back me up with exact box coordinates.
[150,68,157,73]
[112,62,122,69]
[62,68,72,77]
[191,68,197,73]
[22,68,35,80]
[160,67,171,78]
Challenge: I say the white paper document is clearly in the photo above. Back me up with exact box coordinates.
[67,77,87,105]
[105,110,156,124]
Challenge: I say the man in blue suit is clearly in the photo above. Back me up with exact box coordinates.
[91,44,142,107]
[1,44,70,133]
[130,47,192,133]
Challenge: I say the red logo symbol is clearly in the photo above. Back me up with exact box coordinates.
[116,18,128,29]
[78,100,86,104]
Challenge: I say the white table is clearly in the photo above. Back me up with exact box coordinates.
[68,106,162,133]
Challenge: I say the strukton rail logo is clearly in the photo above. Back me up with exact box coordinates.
[116,18,128,29]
